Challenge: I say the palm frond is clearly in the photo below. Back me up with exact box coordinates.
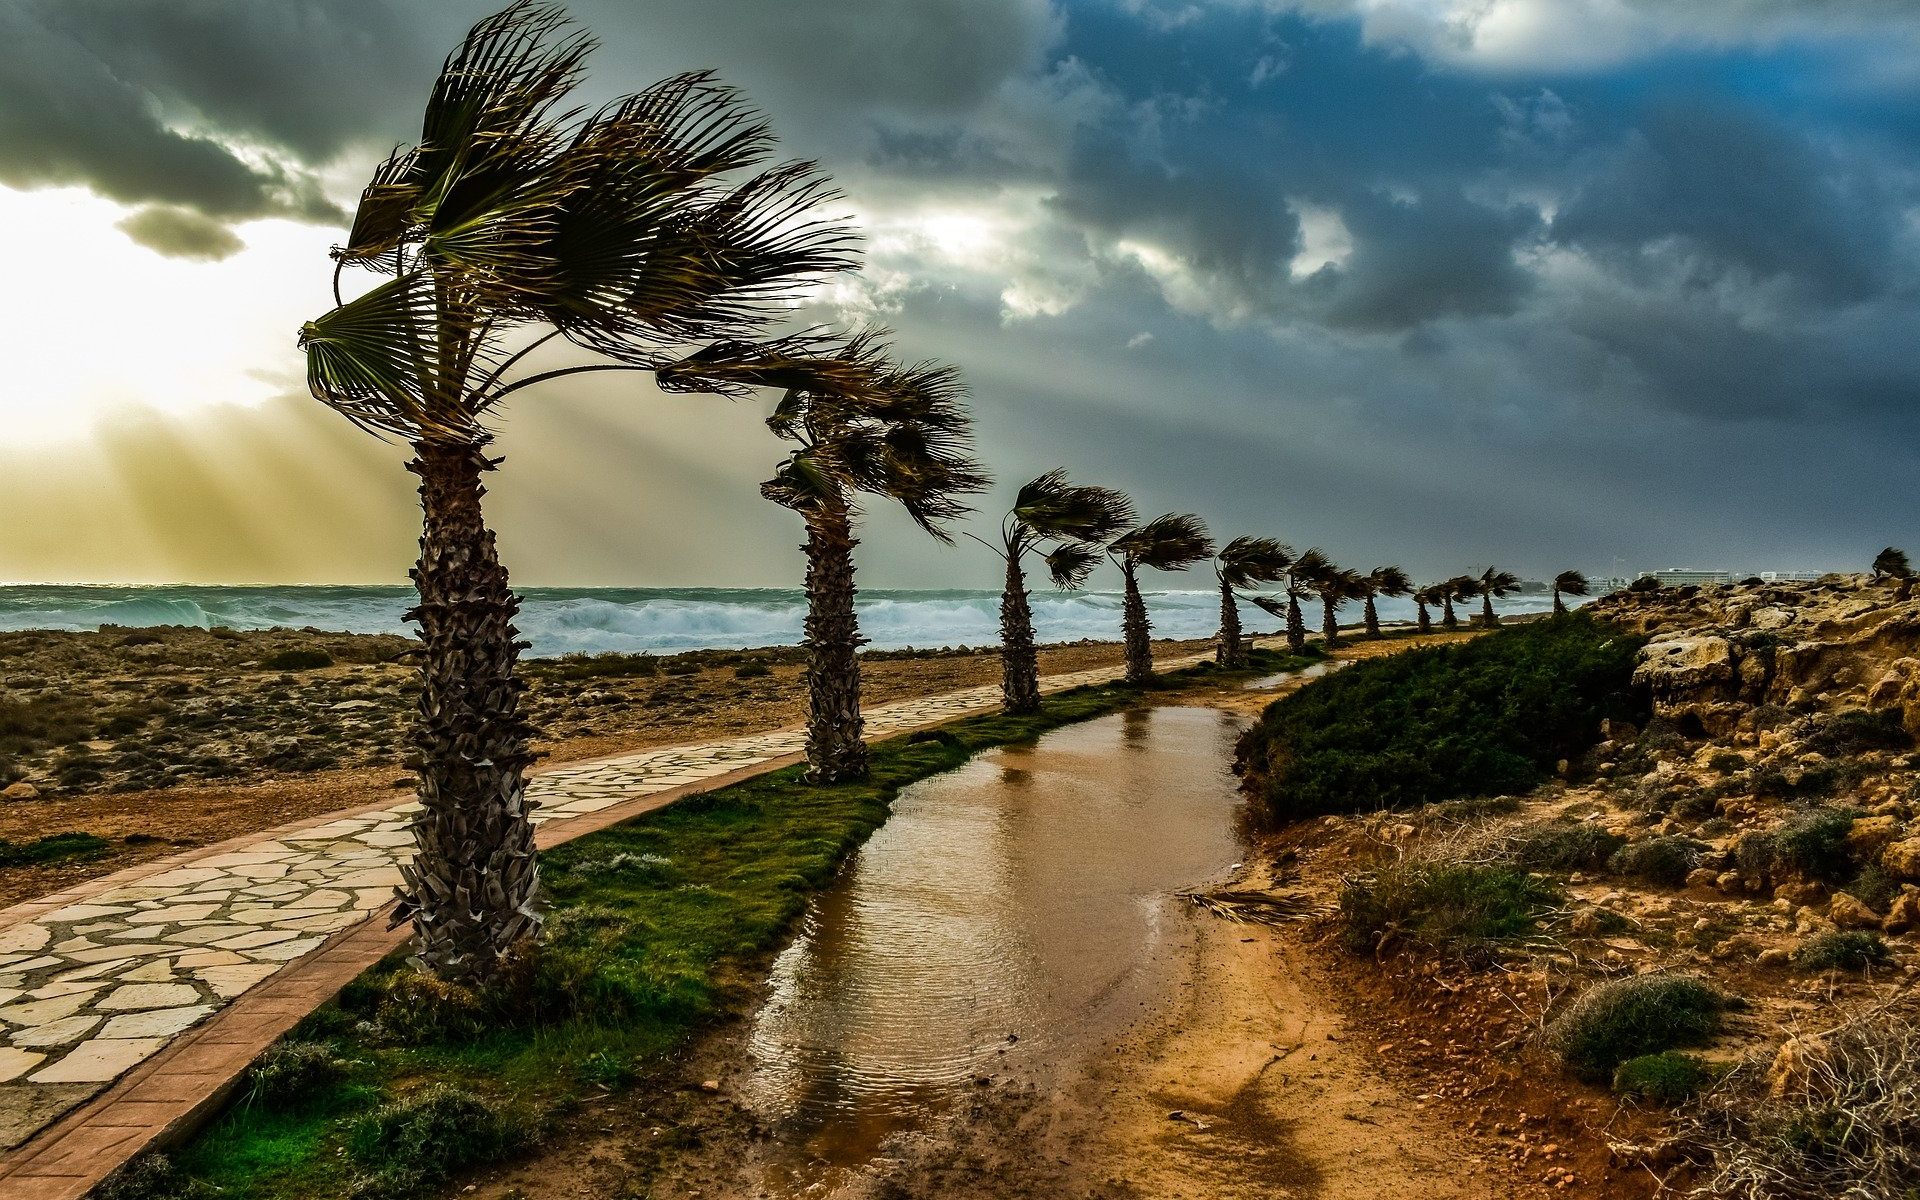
[1554,570,1590,596]
[1113,513,1213,572]
[1012,470,1137,547]
[1480,567,1522,598]
[1219,535,1294,588]
[299,270,489,443]
[1044,542,1103,590]
[1368,565,1413,597]
[1249,594,1290,618]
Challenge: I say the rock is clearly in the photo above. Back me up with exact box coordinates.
[1600,718,1639,743]
[1,782,39,801]
[1757,947,1793,969]
[1767,1036,1829,1100]
[1717,871,1746,895]
[1884,889,1920,935]
[1830,892,1882,929]
[1776,881,1827,907]
[329,699,379,711]
[1875,836,1920,880]
[1685,868,1721,890]
[1847,815,1901,860]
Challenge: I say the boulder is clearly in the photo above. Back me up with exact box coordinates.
[1,781,38,802]
[1846,815,1901,861]
[1884,838,1920,880]
[1884,889,1920,935]
[1685,868,1721,890]
[1829,892,1882,930]
[1768,1036,1830,1100]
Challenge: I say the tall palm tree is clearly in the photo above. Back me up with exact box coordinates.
[1476,567,1522,626]
[1441,575,1477,629]
[1213,537,1293,667]
[1357,565,1413,638]
[298,3,859,983]
[978,471,1134,714]
[757,340,986,782]
[1270,548,1329,654]
[1109,514,1213,684]
[1551,569,1589,615]
[1412,583,1437,633]
[1308,564,1363,648]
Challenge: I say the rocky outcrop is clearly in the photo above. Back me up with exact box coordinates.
[1597,574,1920,738]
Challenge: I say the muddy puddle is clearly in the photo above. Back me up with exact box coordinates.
[740,704,1252,1194]
[1247,660,1344,689]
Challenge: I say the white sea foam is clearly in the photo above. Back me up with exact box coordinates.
[0,585,1566,658]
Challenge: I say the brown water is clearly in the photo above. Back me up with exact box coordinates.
[1246,660,1343,689]
[741,704,1252,1192]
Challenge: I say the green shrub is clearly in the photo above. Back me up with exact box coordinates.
[1236,615,1647,823]
[1771,807,1864,883]
[1613,1052,1719,1105]
[0,832,111,868]
[1544,973,1725,1081]
[1846,865,1901,913]
[1800,708,1911,756]
[1609,835,1710,887]
[530,652,658,681]
[1706,751,1748,774]
[733,663,772,679]
[1338,861,1559,955]
[346,1085,528,1197]
[372,970,487,1043]
[1502,822,1627,871]
[260,648,333,671]
[95,1153,212,1200]
[243,1042,349,1110]
[1793,930,1891,972]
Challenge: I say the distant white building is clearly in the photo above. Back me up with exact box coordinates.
[1758,571,1825,582]
[1638,568,1734,587]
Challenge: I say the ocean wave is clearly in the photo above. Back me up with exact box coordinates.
[0,584,1568,657]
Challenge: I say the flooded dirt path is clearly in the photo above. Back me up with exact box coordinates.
[489,690,1489,1200]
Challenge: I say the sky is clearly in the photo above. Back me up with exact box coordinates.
[2,0,1919,588]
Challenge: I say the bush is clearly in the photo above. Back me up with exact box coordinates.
[1847,865,1901,913]
[96,1153,212,1200]
[0,832,111,868]
[1614,1051,1719,1105]
[243,1042,349,1110]
[1706,751,1748,774]
[260,649,333,671]
[1794,930,1891,972]
[346,1085,528,1198]
[733,663,772,679]
[1338,861,1559,956]
[1609,835,1710,887]
[1799,708,1911,757]
[372,970,487,1043]
[1544,973,1725,1081]
[1236,615,1647,823]
[1771,807,1864,883]
[1501,822,1627,872]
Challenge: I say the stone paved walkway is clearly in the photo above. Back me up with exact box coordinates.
[0,653,1208,1157]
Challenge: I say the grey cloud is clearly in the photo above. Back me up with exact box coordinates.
[1308,190,1541,330]
[115,206,247,261]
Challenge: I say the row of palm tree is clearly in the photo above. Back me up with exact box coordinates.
[298,3,1591,984]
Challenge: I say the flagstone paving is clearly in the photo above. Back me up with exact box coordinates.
[0,653,1207,1153]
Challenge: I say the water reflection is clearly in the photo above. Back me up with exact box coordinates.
[742,705,1251,1193]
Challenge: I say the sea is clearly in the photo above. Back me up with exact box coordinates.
[0,585,1566,659]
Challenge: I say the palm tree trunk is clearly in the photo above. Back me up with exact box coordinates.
[400,441,541,985]
[1121,562,1153,684]
[999,552,1041,714]
[1363,595,1381,638]
[1552,588,1566,616]
[1285,593,1306,655]
[1481,591,1498,627]
[1416,599,1431,633]
[1441,595,1458,629]
[1321,597,1341,648]
[1216,577,1245,667]
[802,500,868,782]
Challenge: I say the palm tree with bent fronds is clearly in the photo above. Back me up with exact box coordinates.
[1551,570,1590,615]
[298,2,859,983]
[976,471,1135,714]
[1266,548,1329,654]
[1356,565,1413,638]
[755,337,987,782]
[1213,537,1294,668]
[1476,567,1522,627]
[1874,548,1914,601]
[1440,575,1477,629]
[1109,514,1213,684]
[1412,582,1443,633]
[1303,562,1362,648]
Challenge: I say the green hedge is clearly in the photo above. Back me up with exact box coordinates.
[1235,615,1647,824]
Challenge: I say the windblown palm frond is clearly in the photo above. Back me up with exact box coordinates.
[1480,567,1522,598]
[1553,570,1590,597]
[1044,542,1104,590]
[1447,574,1482,601]
[1012,470,1137,549]
[1113,514,1213,572]
[1249,594,1291,619]
[1287,548,1331,598]
[1218,536,1294,589]
[1366,565,1413,597]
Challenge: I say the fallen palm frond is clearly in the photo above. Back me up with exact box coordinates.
[1178,886,1319,924]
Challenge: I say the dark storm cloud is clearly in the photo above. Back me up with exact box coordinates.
[115,206,247,261]
[1309,190,1541,330]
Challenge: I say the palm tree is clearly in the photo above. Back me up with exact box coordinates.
[1357,565,1413,638]
[1269,548,1329,654]
[1476,567,1521,627]
[1412,583,1436,633]
[297,3,858,983]
[1551,570,1590,615]
[978,471,1134,714]
[1213,537,1293,667]
[1874,548,1914,601]
[1109,514,1213,684]
[1308,564,1363,648]
[757,340,986,781]
[1441,575,1477,629]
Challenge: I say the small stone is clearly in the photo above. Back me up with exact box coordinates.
[1,781,39,801]
[1830,892,1882,930]
[1685,868,1720,890]
[700,1079,720,1092]
[1883,838,1920,880]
